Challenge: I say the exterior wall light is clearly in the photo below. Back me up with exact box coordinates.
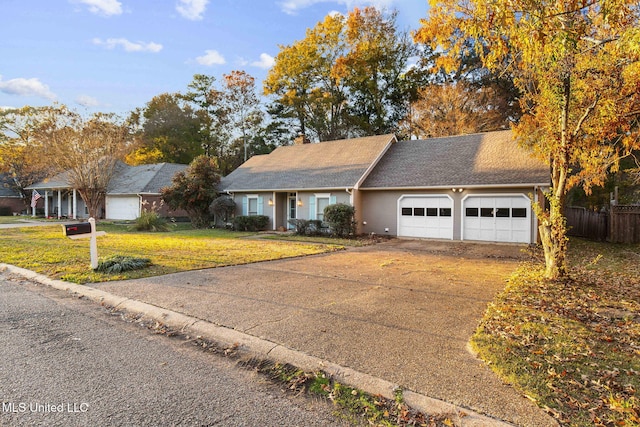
[268,198,274,206]
[297,198,303,206]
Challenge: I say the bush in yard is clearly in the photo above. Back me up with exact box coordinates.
[131,201,170,232]
[211,195,236,227]
[288,219,324,235]
[161,155,221,228]
[324,203,356,237]
[233,215,269,232]
[94,255,151,273]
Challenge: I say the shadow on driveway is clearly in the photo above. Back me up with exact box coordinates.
[93,239,555,426]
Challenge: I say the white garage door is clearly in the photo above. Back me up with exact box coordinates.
[105,196,140,220]
[463,195,531,243]
[398,196,453,239]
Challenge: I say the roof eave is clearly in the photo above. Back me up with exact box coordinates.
[360,182,550,191]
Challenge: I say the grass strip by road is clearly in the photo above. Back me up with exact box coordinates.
[471,239,640,426]
[0,222,343,284]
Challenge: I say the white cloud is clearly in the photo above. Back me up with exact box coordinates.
[251,53,275,69]
[93,38,163,53]
[76,95,99,107]
[73,0,123,16]
[0,75,56,101]
[195,50,226,66]
[279,0,395,15]
[176,0,209,20]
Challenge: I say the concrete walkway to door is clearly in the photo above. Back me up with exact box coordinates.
[92,239,557,426]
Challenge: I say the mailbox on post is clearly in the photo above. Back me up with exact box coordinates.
[63,222,92,237]
[61,218,106,269]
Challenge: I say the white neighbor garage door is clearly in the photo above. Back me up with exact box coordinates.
[105,196,140,220]
[462,195,531,243]
[398,195,453,239]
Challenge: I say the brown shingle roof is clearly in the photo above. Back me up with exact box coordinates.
[361,130,550,189]
[220,134,396,191]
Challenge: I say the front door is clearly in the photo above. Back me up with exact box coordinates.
[287,194,297,229]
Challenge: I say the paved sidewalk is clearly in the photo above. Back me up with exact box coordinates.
[2,239,558,426]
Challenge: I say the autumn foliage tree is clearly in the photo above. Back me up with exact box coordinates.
[36,105,130,219]
[265,7,417,142]
[0,106,55,208]
[161,155,220,228]
[415,1,640,279]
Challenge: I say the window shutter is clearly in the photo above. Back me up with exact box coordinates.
[330,195,337,205]
[242,196,247,216]
[257,196,264,215]
[309,196,316,220]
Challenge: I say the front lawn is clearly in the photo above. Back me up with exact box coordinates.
[0,223,343,283]
[472,238,640,426]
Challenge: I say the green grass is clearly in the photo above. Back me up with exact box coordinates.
[471,238,640,426]
[0,223,344,283]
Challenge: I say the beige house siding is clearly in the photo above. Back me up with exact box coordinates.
[360,187,541,243]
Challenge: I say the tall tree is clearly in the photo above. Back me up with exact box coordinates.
[182,74,231,160]
[0,106,53,207]
[265,13,349,142]
[415,0,640,279]
[336,7,418,135]
[36,105,130,219]
[130,93,202,164]
[161,155,221,228]
[223,70,263,162]
[265,7,416,141]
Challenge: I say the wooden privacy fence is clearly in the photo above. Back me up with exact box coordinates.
[566,207,608,241]
[566,205,640,243]
[609,205,640,244]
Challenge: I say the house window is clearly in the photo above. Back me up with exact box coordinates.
[426,208,438,216]
[413,207,425,216]
[439,208,452,217]
[247,196,259,216]
[466,208,478,217]
[481,208,494,217]
[512,208,527,218]
[496,208,510,218]
[243,195,263,216]
[316,196,330,222]
[401,207,413,216]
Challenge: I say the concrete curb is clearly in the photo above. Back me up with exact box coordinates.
[1,263,514,427]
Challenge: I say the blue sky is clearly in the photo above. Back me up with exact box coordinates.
[1,0,428,116]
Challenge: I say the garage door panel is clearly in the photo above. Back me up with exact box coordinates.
[106,196,140,220]
[463,196,531,243]
[399,196,453,239]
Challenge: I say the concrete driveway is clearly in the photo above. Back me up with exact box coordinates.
[92,239,556,426]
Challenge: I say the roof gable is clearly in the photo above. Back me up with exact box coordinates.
[221,134,396,191]
[361,130,550,189]
[108,163,187,194]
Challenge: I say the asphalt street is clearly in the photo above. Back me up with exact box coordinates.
[0,272,347,427]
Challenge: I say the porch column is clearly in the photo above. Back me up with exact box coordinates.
[72,189,77,219]
[44,191,49,218]
[272,191,277,231]
[67,193,72,218]
[57,190,62,219]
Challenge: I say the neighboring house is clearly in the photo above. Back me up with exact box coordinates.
[0,173,24,215]
[26,162,188,220]
[220,130,551,244]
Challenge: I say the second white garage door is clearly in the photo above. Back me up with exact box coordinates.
[462,195,531,243]
[398,195,453,239]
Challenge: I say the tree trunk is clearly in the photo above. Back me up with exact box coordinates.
[538,196,568,280]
